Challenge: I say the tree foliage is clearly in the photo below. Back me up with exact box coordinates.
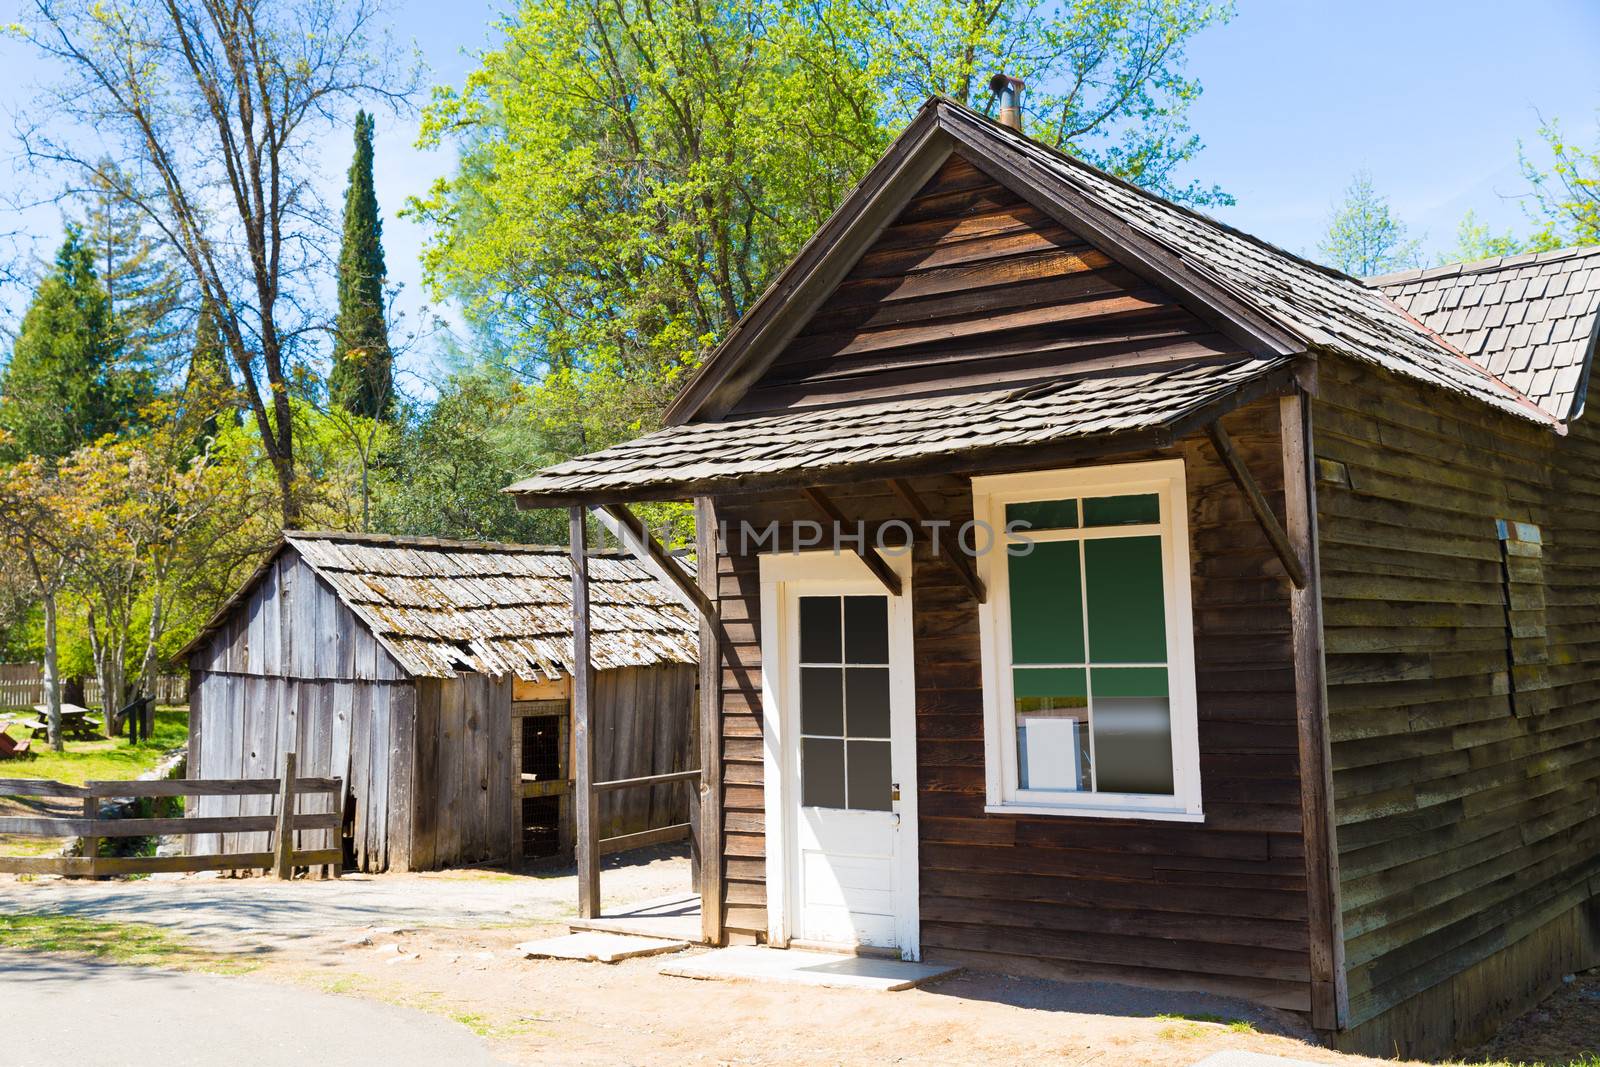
[1317,170,1422,278]
[0,227,152,461]
[331,111,395,421]
[1519,113,1600,252]
[1437,210,1528,266]
[16,0,420,522]
[410,0,1231,454]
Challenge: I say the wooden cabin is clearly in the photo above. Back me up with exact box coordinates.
[179,531,699,872]
[506,96,1600,1059]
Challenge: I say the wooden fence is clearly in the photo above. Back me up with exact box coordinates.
[0,665,187,710]
[0,756,342,878]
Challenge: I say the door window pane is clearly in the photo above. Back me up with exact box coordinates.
[1084,536,1166,663]
[843,596,890,664]
[1009,541,1085,664]
[846,740,892,810]
[799,596,842,663]
[845,667,890,738]
[801,737,846,808]
[800,667,844,736]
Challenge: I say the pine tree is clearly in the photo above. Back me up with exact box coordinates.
[0,226,150,460]
[330,110,393,420]
[82,163,184,370]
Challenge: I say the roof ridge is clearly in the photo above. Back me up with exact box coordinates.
[1367,242,1600,287]
[283,529,622,556]
[934,98,1368,288]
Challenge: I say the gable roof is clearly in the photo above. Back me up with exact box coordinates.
[663,97,1563,431]
[1370,245,1600,420]
[181,531,698,680]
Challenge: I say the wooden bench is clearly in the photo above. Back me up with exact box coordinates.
[0,731,32,758]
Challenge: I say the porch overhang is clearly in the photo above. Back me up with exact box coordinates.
[505,355,1303,510]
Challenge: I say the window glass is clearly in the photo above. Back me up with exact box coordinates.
[800,667,843,735]
[1002,495,1176,802]
[1007,498,1079,530]
[846,740,892,810]
[799,594,896,811]
[801,737,846,808]
[799,596,841,663]
[1009,541,1084,664]
[1083,494,1160,526]
[1084,536,1166,663]
[843,595,889,664]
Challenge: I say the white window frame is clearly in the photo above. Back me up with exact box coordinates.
[973,458,1203,821]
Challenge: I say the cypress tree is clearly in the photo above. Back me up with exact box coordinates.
[330,110,393,419]
[0,225,149,460]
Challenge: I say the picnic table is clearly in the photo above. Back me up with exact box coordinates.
[32,703,105,741]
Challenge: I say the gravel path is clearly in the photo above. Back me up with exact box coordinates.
[0,845,690,946]
[1,952,504,1066]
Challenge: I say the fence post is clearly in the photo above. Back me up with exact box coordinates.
[273,752,297,880]
[81,793,98,878]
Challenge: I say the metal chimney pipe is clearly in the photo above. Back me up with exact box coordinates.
[989,74,1025,133]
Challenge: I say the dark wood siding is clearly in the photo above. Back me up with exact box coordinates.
[710,399,1314,1009]
[729,155,1248,416]
[1314,355,1600,1055]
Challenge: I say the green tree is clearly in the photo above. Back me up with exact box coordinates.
[1438,210,1527,266]
[331,111,395,420]
[81,163,184,371]
[855,0,1234,205]
[0,227,151,460]
[1318,171,1422,277]
[1519,113,1599,251]
[410,0,1231,456]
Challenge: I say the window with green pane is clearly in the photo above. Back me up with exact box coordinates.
[1005,494,1175,798]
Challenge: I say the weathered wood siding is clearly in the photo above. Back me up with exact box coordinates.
[729,154,1247,416]
[711,400,1315,1008]
[1314,354,1600,1056]
[409,675,515,870]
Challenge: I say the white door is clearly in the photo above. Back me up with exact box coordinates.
[762,554,919,959]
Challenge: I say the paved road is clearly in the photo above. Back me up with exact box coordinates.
[1,953,504,1066]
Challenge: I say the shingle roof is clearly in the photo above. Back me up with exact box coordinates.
[1369,245,1600,420]
[942,108,1558,426]
[507,355,1294,500]
[190,532,699,680]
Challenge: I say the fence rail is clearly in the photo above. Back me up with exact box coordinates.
[0,756,341,879]
[0,665,187,710]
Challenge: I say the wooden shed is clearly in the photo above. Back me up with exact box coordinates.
[179,531,699,872]
[506,95,1600,1059]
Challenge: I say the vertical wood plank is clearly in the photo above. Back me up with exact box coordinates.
[411,680,440,871]
[571,506,600,918]
[388,683,417,872]
[1282,393,1348,1030]
[695,495,725,945]
[274,751,297,879]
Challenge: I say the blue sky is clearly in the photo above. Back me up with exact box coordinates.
[1,0,1596,389]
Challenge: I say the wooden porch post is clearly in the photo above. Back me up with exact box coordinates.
[695,496,725,945]
[1281,393,1348,1031]
[570,507,600,919]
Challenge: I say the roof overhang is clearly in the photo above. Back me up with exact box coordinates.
[508,356,1303,508]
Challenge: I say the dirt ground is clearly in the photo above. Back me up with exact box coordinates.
[1,847,1593,1067]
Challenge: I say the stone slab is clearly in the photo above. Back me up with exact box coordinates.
[660,945,958,991]
[514,931,689,963]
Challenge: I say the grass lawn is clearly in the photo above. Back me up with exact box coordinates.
[0,914,252,973]
[0,707,188,857]
[0,706,188,786]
